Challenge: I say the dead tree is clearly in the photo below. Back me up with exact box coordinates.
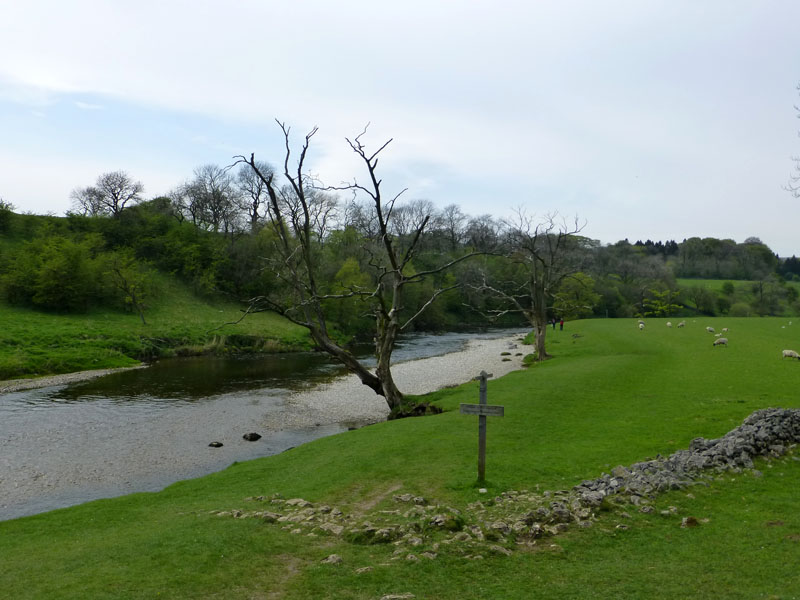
[234,122,477,412]
[475,212,586,362]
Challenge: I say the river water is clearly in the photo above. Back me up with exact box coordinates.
[0,330,522,521]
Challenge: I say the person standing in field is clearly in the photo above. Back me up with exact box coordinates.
[559,319,564,331]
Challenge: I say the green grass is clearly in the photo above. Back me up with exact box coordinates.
[2,317,800,598]
[676,278,738,291]
[0,274,311,380]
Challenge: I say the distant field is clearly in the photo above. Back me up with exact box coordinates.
[677,278,737,291]
[1,317,798,598]
[679,277,800,293]
[0,274,311,380]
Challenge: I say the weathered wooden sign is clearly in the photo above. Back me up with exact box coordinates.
[459,404,505,417]
[460,370,504,482]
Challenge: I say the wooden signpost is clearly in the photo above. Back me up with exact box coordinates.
[460,370,504,482]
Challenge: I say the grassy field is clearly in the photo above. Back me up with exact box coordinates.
[0,274,311,380]
[2,317,800,598]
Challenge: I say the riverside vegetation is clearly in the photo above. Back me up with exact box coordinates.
[1,317,799,599]
[2,201,800,382]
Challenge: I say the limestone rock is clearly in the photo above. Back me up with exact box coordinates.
[321,554,343,564]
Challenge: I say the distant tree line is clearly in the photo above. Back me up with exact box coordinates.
[1,167,799,331]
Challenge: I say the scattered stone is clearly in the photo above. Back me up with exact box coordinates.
[489,545,512,556]
[318,523,344,536]
[285,498,312,507]
[242,432,262,441]
[380,594,415,600]
[421,552,437,560]
[260,512,282,523]
[355,566,373,574]
[321,554,343,564]
[208,441,223,448]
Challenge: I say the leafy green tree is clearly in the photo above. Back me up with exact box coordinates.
[323,257,373,337]
[102,249,155,324]
[552,272,601,320]
[642,288,682,317]
[685,285,717,316]
[0,198,13,232]
[2,233,105,311]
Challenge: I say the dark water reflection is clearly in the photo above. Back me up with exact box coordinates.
[54,352,340,405]
[9,329,513,410]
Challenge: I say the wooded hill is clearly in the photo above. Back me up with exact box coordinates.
[0,198,798,334]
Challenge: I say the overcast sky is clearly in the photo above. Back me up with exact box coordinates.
[1,1,799,254]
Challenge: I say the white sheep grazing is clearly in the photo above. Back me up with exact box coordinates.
[639,322,645,330]
[706,326,715,334]
[782,349,800,359]
[713,337,728,347]
[721,327,729,333]
[666,321,672,328]
[677,321,686,328]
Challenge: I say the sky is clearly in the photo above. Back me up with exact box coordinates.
[1,1,799,255]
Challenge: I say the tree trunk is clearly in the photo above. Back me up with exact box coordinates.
[533,316,548,361]
[374,310,404,411]
[532,276,551,361]
[310,330,384,397]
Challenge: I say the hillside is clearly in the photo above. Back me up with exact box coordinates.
[0,273,311,380]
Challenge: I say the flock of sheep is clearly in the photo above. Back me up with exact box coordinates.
[636,318,799,359]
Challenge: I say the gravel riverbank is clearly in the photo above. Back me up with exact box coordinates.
[0,334,526,521]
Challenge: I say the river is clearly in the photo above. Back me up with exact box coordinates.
[0,329,525,521]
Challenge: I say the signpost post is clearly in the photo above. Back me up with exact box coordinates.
[460,370,504,482]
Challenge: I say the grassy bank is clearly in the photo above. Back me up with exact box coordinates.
[0,275,311,380]
[2,317,799,598]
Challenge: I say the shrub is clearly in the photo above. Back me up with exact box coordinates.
[729,302,752,317]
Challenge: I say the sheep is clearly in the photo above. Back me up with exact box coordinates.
[638,322,645,330]
[706,326,715,333]
[638,319,645,325]
[713,337,728,347]
[677,321,686,328]
[666,321,672,328]
[721,327,729,333]
[782,349,800,359]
